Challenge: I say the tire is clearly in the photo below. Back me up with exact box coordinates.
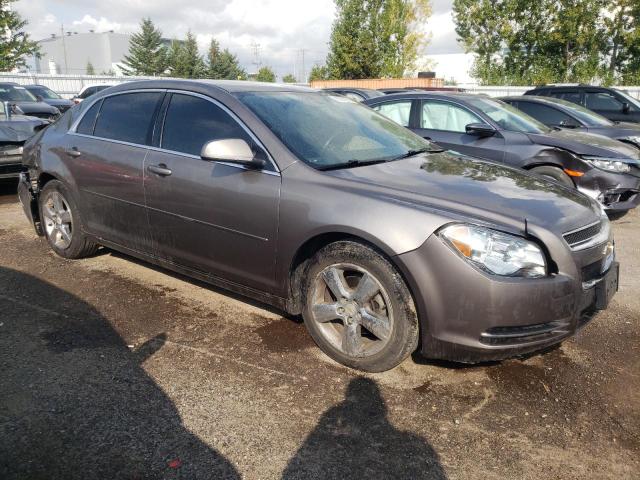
[39,180,98,259]
[301,240,419,372]
[529,165,574,188]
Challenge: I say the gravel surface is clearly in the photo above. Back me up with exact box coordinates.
[0,180,638,479]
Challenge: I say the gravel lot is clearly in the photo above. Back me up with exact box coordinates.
[0,180,638,479]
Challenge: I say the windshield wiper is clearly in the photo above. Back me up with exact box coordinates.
[393,147,442,160]
[317,159,389,171]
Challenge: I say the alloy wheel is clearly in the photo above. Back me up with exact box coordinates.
[42,191,74,250]
[310,263,393,358]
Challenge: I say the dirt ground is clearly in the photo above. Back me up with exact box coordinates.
[0,179,638,479]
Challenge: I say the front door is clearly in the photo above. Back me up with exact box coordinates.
[143,92,281,292]
[413,99,506,163]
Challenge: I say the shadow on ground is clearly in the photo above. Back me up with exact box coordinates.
[0,266,240,479]
[282,377,447,480]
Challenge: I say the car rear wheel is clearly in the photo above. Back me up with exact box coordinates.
[302,241,419,372]
[530,165,574,188]
[40,180,98,259]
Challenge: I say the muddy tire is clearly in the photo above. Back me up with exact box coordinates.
[39,180,98,259]
[530,165,574,188]
[301,240,419,372]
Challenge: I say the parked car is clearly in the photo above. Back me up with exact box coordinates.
[501,95,640,150]
[0,83,60,121]
[364,92,640,211]
[24,84,74,114]
[525,85,640,124]
[71,84,113,104]
[322,88,385,102]
[19,80,617,372]
[0,102,49,179]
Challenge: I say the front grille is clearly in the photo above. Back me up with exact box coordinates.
[480,321,571,346]
[563,221,602,248]
[0,164,23,176]
[582,259,605,283]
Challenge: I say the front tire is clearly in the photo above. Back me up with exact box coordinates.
[529,165,574,187]
[39,180,98,259]
[301,241,419,372]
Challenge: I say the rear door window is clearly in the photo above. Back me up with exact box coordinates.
[372,100,413,127]
[161,93,252,156]
[547,90,582,104]
[516,102,576,126]
[585,92,624,111]
[94,92,163,145]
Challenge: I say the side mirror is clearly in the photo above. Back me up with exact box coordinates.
[465,122,496,137]
[558,120,578,129]
[622,102,630,114]
[201,138,266,169]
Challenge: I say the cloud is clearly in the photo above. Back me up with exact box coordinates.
[71,15,121,32]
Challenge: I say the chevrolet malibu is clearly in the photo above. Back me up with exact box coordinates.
[18,80,619,372]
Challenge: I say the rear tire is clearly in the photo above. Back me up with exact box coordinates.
[39,180,98,259]
[529,165,574,187]
[301,241,419,372]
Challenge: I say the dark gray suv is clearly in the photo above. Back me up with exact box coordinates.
[18,80,618,372]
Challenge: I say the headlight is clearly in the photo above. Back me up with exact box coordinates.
[582,156,632,173]
[439,224,547,278]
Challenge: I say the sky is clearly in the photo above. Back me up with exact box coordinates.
[13,0,470,81]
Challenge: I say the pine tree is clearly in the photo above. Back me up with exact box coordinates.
[206,39,247,79]
[170,31,205,78]
[0,0,39,71]
[255,66,276,82]
[86,60,95,75]
[121,18,167,76]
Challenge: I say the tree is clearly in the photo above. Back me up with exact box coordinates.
[206,39,247,79]
[326,0,431,79]
[0,0,40,71]
[86,60,95,75]
[255,66,276,82]
[169,31,205,78]
[121,18,167,76]
[282,73,297,83]
[604,0,640,85]
[309,64,329,81]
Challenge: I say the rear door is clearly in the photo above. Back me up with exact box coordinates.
[66,91,164,251]
[143,92,281,292]
[414,99,506,162]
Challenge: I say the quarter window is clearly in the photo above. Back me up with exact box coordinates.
[585,92,624,111]
[76,100,102,135]
[93,92,163,145]
[421,100,483,132]
[373,101,412,127]
[161,93,252,156]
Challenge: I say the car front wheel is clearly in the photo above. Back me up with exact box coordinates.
[302,241,419,372]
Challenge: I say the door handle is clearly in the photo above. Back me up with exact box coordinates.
[65,147,82,158]
[147,164,172,176]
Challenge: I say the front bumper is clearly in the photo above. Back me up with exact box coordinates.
[575,168,640,211]
[18,172,43,236]
[397,234,617,363]
[0,154,23,179]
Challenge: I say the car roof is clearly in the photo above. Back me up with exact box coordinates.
[0,82,21,87]
[105,79,316,95]
[364,91,484,103]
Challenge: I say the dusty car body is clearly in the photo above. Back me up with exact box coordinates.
[19,80,618,372]
[0,104,49,179]
[365,92,640,212]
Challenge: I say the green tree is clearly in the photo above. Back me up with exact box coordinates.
[604,0,640,85]
[326,0,431,79]
[0,0,40,71]
[309,64,329,81]
[255,66,276,82]
[206,39,246,79]
[282,73,297,83]
[86,60,95,75]
[170,31,205,78]
[121,18,167,76]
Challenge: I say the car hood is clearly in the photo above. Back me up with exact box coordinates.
[0,115,48,143]
[588,123,640,140]
[328,151,601,236]
[527,128,640,160]
[13,101,59,115]
[42,98,74,108]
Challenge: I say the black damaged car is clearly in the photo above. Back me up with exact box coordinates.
[364,92,640,212]
[0,102,49,179]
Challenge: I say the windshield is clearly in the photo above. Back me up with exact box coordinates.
[542,97,613,127]
[465,96,549,134]
[237,92,434,169]
[0,85,38,102]
[614,89,640,109]
[29,86,61,100]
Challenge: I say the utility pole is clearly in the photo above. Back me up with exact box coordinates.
[60,24,69,74]
[301,48,306,83]
[251,42,261,73]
